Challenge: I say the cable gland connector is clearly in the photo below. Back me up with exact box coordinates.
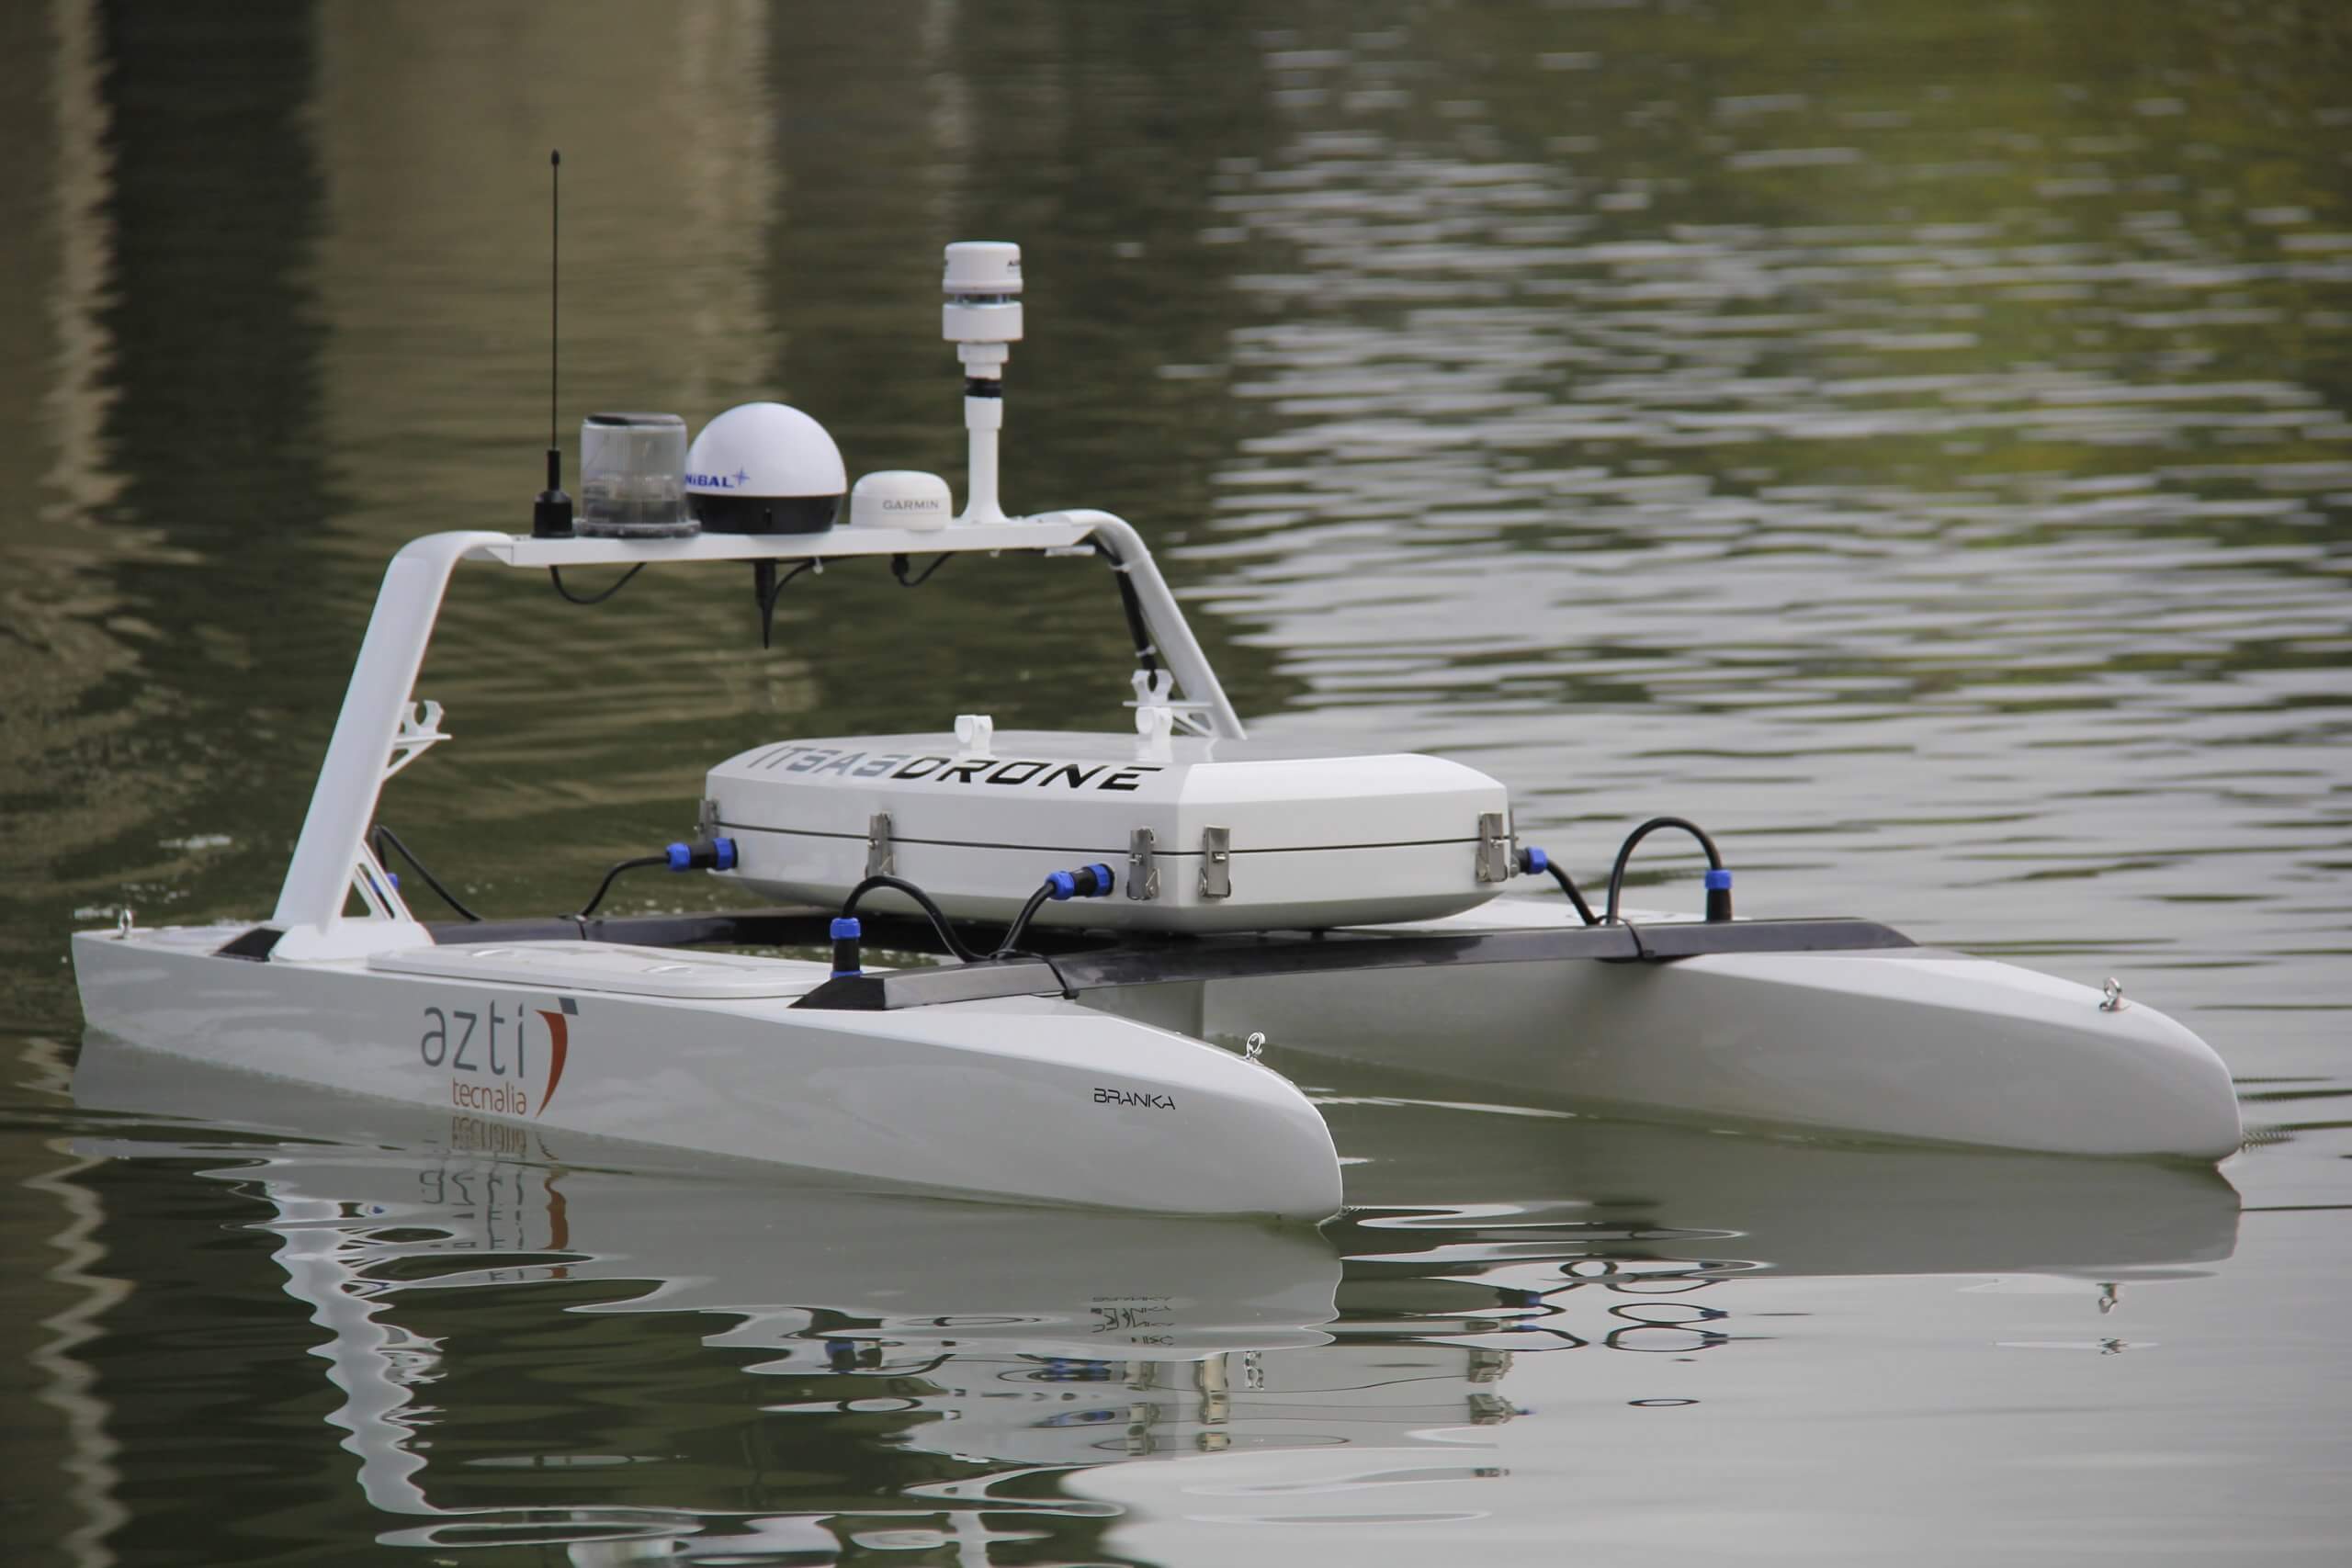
[830,915,864,977]
[1704,867,1734,923]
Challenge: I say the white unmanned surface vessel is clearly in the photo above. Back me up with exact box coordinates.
[69,241,2243,1219]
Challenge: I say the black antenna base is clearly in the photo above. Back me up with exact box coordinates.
[533,488,574,538]
[533,446,574,537]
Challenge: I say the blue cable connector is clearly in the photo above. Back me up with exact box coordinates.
[666,837,738,872]
[831,915,864,978]
[1046,863,1116,900]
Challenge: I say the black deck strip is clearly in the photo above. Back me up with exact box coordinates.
[428,906,1115,959]
[1627,919,1915,960]
[791,918,1915,1011]
[214,925,284,962]
[794,961,1062,1012]
[420,909,1910,1010]
[1056,923,1642,986]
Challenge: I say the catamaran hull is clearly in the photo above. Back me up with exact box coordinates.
[73,899,2243,1213]
[70,925,1345,1222]
[1145,942,2243,1159]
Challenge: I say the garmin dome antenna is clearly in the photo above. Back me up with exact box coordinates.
[531,150,573,537]
[942,242,1022,525]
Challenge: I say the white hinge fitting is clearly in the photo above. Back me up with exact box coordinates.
[1135,701,1176,763]
[954,713,995,761]
[385,699,448,782]
[1127,667,1215,739]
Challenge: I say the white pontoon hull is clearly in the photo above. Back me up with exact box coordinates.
[1111,900,2244,1161]
[71,923,1346,1221]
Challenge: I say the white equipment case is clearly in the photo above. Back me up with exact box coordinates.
[707,726,1514,931]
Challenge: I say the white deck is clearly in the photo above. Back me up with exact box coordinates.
[370,940,830,999]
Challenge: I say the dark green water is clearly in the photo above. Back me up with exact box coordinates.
[2,2,2347,1562]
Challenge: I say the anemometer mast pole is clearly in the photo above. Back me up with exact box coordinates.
[942,242,1023,525]
[933,239,1243,739]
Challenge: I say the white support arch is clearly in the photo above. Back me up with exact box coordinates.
[267,515,1244,961]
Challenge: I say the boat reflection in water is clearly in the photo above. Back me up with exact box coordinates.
[1324,1068,2240,1363]
[73,1034,2239,1561]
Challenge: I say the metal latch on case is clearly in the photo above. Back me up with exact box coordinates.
[1200,825,1232,899]
[1476,811,1512,883]
[1128,827,1160,901]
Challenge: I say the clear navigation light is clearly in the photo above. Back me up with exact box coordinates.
[577,412,695,537]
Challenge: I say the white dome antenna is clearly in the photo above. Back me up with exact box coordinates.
[684,402,847,535]
[942,241,1023,525]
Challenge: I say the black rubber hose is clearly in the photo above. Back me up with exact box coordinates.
[890,552,954,588]
[753,558,818,649]
[1544,862,1599,927]
[841,874,987,963]
[991,882,1058,959]
[577,854,668,919]
[1601,817,1724,926]
[370,825,482,922]
[1095,541,1161,678]
[548,563,644,605]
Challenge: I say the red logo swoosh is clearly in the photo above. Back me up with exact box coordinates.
[534,1010,569,1116]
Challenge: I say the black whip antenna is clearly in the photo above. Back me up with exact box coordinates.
[531,149,573,537]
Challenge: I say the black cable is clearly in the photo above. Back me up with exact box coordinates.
[760,558,817,611]
[1094,541,1161,678]
[991,883,1058,959]
[1601,816,1724,926]
[841,874,987,963]
[839,873,1089,998]
[577,854,668,919]
[890,552,955,588]
[548,563,644,605]
[1029,949,1077,998]
[986,939,1078,1000]
[1544,861,1599,927]
[754,558,818,648]
[370,825,481,921]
